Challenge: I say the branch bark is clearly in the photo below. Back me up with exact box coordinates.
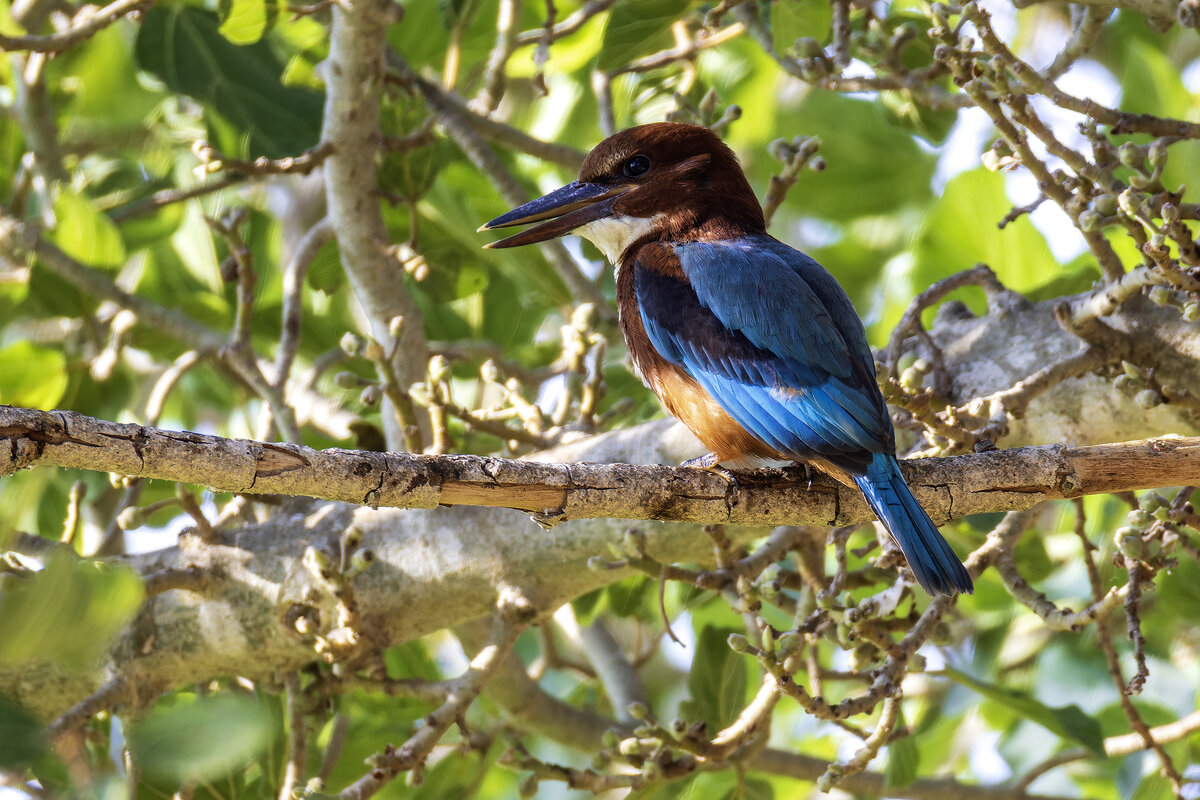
[4,406,1199,529]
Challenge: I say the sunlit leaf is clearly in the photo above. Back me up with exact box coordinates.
[0,551,145,669]
[0,341,68,410]
[597,0,693,71]
[218,0,269,44]
[128,693,274,783]
[771,0,831,51]
[135,6,322,159]
[54,191,126,270]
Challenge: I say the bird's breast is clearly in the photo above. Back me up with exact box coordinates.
[616,243,776,464]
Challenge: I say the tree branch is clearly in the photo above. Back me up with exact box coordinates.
[4,406,1199,529]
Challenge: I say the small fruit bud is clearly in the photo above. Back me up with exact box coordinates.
[1148,140,1168,168]
[1128,509,1152,527]
[1077,209,1102,232]
[1135,388,1162,409]
[1182,302,1199,322]
[1162,202,1180,225]
[618,738,644,757]
[1149,286,1172,306]
[360,384,382,407]
[349,548,376,574]
[339,332,362,357]
[388,315,405,340]
[1118,188,1141,217]
[334,371,360,389]
[117,507,144,530]
[1092,194,1118,216]
[1118,142,1143,170]
[428,354,450,383]
[726,633,750,653]
[1117,532,1145,560]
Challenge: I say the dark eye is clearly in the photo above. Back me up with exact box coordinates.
[623,155,651,178]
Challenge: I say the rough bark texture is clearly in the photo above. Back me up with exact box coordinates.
[4,404,1199,718]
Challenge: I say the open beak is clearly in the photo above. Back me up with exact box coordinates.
[479,181,630,249]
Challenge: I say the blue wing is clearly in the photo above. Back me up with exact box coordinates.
[633,234,891,473]
[633,235,973,595]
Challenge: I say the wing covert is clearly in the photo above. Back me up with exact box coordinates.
[632,239,892,467]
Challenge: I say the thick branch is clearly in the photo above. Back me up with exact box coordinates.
[4,407,1199,529]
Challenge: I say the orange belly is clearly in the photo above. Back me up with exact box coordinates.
[649,363,779,464]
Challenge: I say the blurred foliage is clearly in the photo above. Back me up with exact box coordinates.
[0,0,1199,798]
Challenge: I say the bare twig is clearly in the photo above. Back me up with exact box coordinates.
[0,0,150,53]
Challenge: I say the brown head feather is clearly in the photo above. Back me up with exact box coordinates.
[578,122,765,242]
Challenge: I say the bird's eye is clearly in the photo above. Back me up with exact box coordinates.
[623,155,651,177]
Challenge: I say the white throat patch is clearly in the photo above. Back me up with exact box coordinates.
[575,214,663,265]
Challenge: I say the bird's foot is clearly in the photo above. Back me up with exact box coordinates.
[682,453,741,510]
[682,452,719,469]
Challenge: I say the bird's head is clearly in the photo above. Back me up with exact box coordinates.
[479,122,765,262]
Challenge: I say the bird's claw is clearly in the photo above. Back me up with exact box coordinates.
[682,453,741,510]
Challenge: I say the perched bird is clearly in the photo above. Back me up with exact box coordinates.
[480,122,972,596]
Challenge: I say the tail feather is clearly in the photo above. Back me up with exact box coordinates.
[853,453,973,596]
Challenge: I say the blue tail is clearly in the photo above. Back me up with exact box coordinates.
[853,453,973,596]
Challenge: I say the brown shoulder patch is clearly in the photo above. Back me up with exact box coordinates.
[631,241,684,278]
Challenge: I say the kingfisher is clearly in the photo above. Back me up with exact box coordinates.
[479,122,972,596]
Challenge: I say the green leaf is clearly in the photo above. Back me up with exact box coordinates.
[1130,774,1175,800]
[771,0,831,51]
[1159,557,1200,622]
[684,626,748,732]
[776,91,936,222]
[912,168,1058,294]
[384,640,440,682]
[597,0,693,71]
[219,0,269,45]
[941,667,1105,755]
[128,693,274,783]
[135,6,322,159]
[54,191,126,269]
[0,341,68,409]
[884,732,918,789]
[0,694,44,768]
[0,550,145,669]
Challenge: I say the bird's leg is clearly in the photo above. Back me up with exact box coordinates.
[682,452,741,509]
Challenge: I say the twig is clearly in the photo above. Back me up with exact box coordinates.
[44,675,129,740]
[1076,504,1185,794]
[471,0,521,114]
[334,606,528,800]
[514,0,616,45]
[0,0,150,53]
[392,58,609,313]
[279,673,307,800]
[820,692,901,789]
[274,217,334,389]
[143,565,213,596]
[324,0,429,451]
[1042,6,1110,81]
